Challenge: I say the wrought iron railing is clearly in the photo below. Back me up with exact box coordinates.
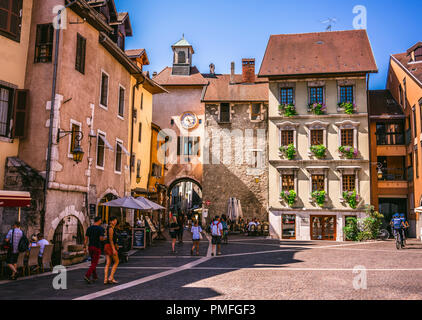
[375,132,405,145]
[378,168,406,181]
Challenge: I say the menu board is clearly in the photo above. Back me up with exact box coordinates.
[145,216,157,233]
[132,228,145,249]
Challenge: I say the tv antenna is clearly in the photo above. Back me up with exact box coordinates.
[321,17,337,31]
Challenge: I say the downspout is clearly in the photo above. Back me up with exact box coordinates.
[367,73,373,211]
[129,76,145,187]
[43,12,62,234]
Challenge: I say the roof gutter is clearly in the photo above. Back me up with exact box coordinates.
[391,55,422,89]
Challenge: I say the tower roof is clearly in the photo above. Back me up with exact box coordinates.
[172,35,194,53]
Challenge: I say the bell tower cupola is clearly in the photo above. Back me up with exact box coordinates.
[171,34,195,76]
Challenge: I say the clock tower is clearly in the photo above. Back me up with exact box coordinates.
[171,35,195,76]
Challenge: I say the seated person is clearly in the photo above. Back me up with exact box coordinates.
[29,235,38,248]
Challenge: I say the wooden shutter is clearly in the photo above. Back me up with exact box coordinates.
[177,136,181,156]
[12,89,29,139]
[75,34,86,74]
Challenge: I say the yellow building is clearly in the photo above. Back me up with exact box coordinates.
[126,49,167,197]
[0,0,33,189]
[147,122,166,206]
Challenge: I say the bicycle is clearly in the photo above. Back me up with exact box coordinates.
[394,229,404,250]
[377,228,389,241]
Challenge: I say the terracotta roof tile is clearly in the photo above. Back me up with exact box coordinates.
[153,66,208,86]
[259,30,378,77]
[202,74,268,102]
[392,53,422,85]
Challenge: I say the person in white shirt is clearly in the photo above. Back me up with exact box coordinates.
[36,233,49,258]
[190,220,203,256]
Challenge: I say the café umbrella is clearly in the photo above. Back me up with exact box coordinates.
[0,190,31,222]
[102,196,154,210]
[136,196,165,210]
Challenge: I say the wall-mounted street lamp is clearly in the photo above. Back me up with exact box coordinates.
[57,128,85,164]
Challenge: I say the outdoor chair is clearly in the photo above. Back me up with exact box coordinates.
[16,252,26,277]
[27,246,40,276]
[40,245,54,273]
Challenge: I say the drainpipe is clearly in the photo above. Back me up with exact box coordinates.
[367,73,373,212]
[129,76,145,186]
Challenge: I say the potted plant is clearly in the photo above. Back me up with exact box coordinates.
[343,190,359,209]
[310,145,327,159]
[279,144,296,160]
[311,190,326,207]
[281,190,297,207]
[338,102,355,114]
[279,104,297,117]
[308,103,326,115]
[338,146,358,159]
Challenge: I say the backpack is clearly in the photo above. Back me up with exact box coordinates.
[18,233,29,253]
[392,218,402,229]
[211,221,221,236]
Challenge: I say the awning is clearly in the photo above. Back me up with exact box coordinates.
[117,141,130,156]
[0,191,31,208]
[415,207,422,213]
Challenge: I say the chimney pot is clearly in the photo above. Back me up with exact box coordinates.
[230,62,235,84]
[242,58,255,83]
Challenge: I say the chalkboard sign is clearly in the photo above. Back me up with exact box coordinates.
[132,228,146,249]
[145,216,157,233]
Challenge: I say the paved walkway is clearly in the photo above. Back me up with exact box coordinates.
[1,234,422,300]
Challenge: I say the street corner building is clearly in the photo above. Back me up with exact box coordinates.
[0,0,164,265]
[201,59,269,222]
[259,30,378,241]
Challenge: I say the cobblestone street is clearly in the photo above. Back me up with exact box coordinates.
[1,235,422,300]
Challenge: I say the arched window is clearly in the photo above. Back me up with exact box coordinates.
[178,51,186,64]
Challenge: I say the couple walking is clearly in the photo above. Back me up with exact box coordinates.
[84,216,119,285]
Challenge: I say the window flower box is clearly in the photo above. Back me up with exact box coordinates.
[281,190,297,207]
[311,191,326,207]
[279,144,297,160]
[279,104,297,117]
[338,102,356,114]
[308,103,326,115]
[338,146,358,159]
[310,145,327,159]
[343,190,359,209]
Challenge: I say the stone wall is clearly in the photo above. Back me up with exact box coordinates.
[203,103,268,222]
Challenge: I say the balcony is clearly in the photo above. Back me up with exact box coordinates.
[378,168,406,181]
[407,167,414,182]
[405,129,412,146]
[376,133,405,146]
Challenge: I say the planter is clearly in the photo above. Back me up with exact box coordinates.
[279,144,296,160]
[338,102,356,114]
[311,191,326,207]
[308,103,326,115]
[343,190,359,209]
[281,190,297,207]
[278,104,297,117]
[310,145,327,159]
[338,146,358,159]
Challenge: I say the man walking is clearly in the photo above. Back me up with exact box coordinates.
[4,221,24,280]
[84,217,105,284]
[210,216,223,256]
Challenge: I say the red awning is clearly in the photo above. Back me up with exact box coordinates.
[0,191,31,208]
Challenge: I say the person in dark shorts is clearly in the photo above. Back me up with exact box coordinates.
[83,217,105,284]
[210,216,223,256]
[5,221,24,280]
[169,216,179,253]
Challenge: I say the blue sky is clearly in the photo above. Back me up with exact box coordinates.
[117,0,421,89]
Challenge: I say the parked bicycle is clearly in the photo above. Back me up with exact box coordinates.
[377,228,389,241]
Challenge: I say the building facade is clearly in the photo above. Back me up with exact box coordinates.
[152,36,207,214]
[202,59,269,221]
[387,42,422,238]
[260,30,377,241]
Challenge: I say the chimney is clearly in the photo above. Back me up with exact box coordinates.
[230,62,235,84]
[209,63,215,75]
[242,58,255,83]
[152,71,158,78]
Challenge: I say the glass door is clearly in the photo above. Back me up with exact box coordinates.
[282,215,296,239]
[311,216,337,241]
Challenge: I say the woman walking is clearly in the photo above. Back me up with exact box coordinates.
[190,220,202,256]
[104,216,119,285]
[169,216,179,254]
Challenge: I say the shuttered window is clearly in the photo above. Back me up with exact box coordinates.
[118,86,125,117]
[100,72,109,107]
[34,24,54,63]
[0,86,13,138]
[0,0,22,41]
[75,33,86,74]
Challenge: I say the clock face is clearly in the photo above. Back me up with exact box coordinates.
[180,112,198,130]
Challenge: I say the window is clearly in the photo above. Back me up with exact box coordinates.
[399,85,403,106]
[342,174,356,192]
[311,175,325,192]
[376,122,404,145]
[339,86,354,103]
[219,103,230,123]
[420,100,422,133]
[178,136,200,157]
[0,0,22,41]
[309,87,324,104]
[311,130,324,146]
[412,106,417,138]
[115,141,122,173]
[138,123,142,143]
[140,92,143,110]
[152,163,162,178]
[251,103,262,121]
[416,146,420,179]
[280,130,294,146]
[100,72,109,108]
[341,129,354,147]
[280,88,294,105]
[281,175,295,192]
[75,33,86,74]
[178,51,186,64]
[118,86,125,117]
[34,24,54,63]
[69,122,81,155]
[136,160,141,179]
[251,150,263,169]
[96,133,105,168]
[0,85,13,138]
